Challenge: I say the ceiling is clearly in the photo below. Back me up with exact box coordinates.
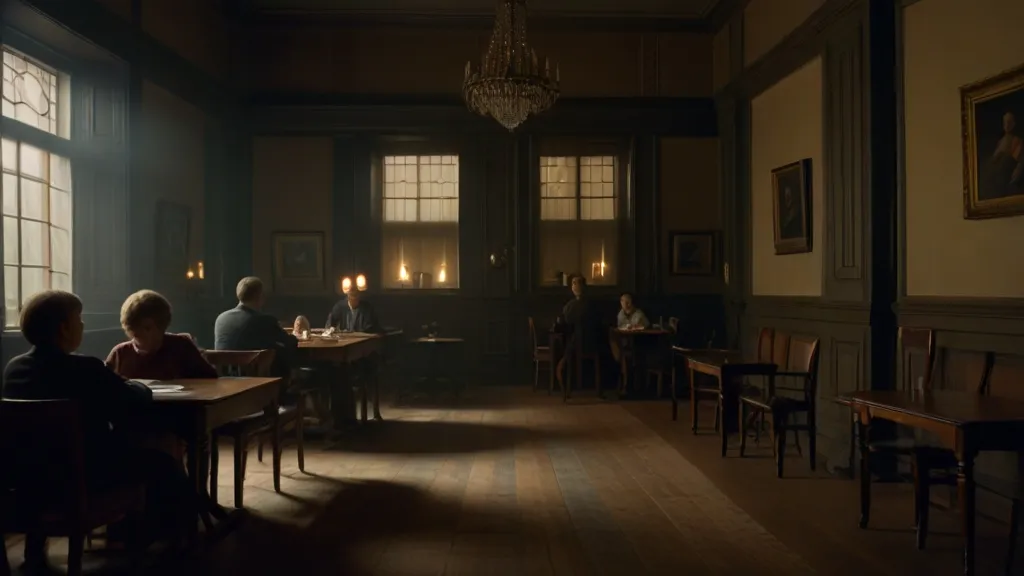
[251,0,721,19]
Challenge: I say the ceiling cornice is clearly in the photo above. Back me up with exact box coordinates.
[245,9,711,33]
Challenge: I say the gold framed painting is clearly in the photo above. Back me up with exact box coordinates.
[771,159,812,255]
[961,62,1024,219]
[272,232,325,293]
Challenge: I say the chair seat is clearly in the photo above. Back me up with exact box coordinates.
[741,394,808,413]
[4,483,144,534]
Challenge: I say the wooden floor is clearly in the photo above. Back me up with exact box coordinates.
[7,386,1015,575]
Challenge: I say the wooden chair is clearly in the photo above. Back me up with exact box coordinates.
[739,335,820,478]
[691,327,773,434]
[646,317,679,397]
[528,317,554,392]
[204,349,305,509]
[0,400,146,576]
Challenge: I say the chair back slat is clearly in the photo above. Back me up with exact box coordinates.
[787,336,821,402]
[756,327,774,362]
[772,332,791,368]
[0,399,88,519]
[203,349,276,377]
[897,327,934,393]
[528,317,540,351]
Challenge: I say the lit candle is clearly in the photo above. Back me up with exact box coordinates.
[341,277,352,294]
[186,268,195,280]
[399,265,409,282]
[355,274,367,291]
[197,261,205,280]
[438,265,447,285]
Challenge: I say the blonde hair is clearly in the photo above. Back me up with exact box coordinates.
[120,290,172,334]
[293,315,310,332]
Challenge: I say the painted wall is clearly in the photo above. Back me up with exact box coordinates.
[142,0,231,80]
[750,57,824,296]
[903,0,1024,297]
[246,26,713,97]
[712,26,730,92]
[660,138,722,294]
[251,137,336,295]
[743,0,824,66]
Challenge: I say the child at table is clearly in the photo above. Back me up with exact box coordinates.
[105,290,217,380]
[2,291,194,566]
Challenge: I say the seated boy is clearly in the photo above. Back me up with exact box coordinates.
[2,290,194,568]
[106,289,217,380]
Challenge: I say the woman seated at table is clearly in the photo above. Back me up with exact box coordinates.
[106,290,218,381]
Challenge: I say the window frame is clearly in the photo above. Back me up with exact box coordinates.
[530,137,634,293]
[0,44,76,329]
[372,139,464,295]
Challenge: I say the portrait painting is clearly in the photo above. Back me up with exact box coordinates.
[771,159,812,255]
[154,201,191,281]
[669,231,716,276]
[272,232,325,293]
[961,62,1024,219]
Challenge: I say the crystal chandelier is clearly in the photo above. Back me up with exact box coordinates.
[463,0,560,131]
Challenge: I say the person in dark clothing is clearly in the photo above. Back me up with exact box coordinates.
[556,275,608,387]
[326,290,380,333]
[2,291,194,569]
[214,276,297,376]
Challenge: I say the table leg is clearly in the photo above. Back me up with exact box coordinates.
[670,363,678,421]
[857,414,871,529]
[958,451,977,576]
[689,367,698,433]
[372,365,384,421]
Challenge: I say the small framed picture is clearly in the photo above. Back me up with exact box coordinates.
[272,232,325,293]
[669,231,716,276]
[771,159,812,255]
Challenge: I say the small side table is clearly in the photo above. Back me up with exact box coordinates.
[402,337,466,402]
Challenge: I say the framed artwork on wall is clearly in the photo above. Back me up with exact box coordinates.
[961,62,1024,219]
[771,159,812,255]
[669,231,716,276]
[272,231,325,293]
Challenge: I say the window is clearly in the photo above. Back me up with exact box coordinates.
[381,155,459,289]
[2,48,73,327]
[538,155,618,286]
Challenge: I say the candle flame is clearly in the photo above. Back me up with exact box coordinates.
[399,265,409,282]
[341,277,352,294]
[197,261,205,280]
[438,265,447,284]
[355,274,367,291]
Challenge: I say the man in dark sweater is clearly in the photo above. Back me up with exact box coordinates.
[326,290,380,333]
[214,276,297,374]
[2,290,191,568]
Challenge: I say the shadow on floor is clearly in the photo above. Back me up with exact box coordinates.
[326,419,579,455]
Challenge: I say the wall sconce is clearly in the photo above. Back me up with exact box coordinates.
[355,274,367,291]
[341,277,352,294]
[185,261,206,281]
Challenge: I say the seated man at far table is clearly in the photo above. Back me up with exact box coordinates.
[326,290,380,334]
[214,276,298,377]
[3,291,196,566]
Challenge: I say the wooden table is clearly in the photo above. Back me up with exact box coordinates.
[612,328,673,394]
[840,390,1024,576]
[148,377,281,537]
[297,335,384,427]
[669,348,740,420]
[686,354,776,458]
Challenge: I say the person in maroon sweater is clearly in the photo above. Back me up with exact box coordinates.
[106,289,217,380]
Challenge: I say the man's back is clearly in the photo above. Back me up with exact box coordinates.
[215,305,285,350]
[3,346,152,462]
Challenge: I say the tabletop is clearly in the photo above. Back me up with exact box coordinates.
[840,390,1024,426]
[613,328,673,336]
[148,377,281,404]
[297,336,375,349]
